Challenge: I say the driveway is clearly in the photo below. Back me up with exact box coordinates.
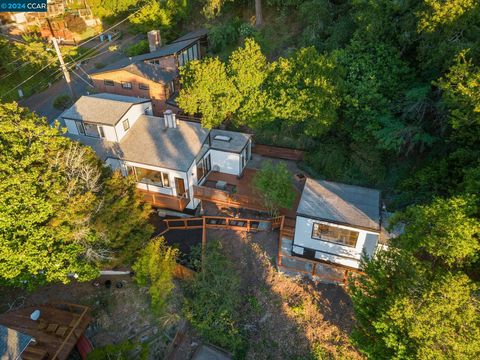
[19,33,144,123]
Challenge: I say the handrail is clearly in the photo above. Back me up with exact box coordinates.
[163,215,274,232]
[52,304,89,360]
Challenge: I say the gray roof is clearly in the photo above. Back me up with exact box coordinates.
[210,129,251,153]
[61,93,150,125]
[67,116,210,171]
[120,62,177,83]
[0,325,33,360]
[172,28,207,44]
[90,29,207,77]
[297,179,381,230]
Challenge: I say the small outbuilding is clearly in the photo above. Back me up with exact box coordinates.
[292,178,382,269]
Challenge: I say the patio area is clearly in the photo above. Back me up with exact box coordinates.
[195,167,305,220]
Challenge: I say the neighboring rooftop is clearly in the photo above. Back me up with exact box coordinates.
[119,62,178,83]
[0,325,33,360]
[67,116,210,172]
[90,29,207,76]
[61,93,150,125]
[297,179,381,231]
[210,129,252,153]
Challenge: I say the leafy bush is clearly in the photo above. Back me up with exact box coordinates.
[52,94,73,110]
[124,39,149,57]
[183,240,246,358]
[253,161,296,215]
[87,340,148,360]
[133,237,179,315]
[207,18,242,54]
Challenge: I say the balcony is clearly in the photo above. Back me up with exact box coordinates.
[138,189,190,211]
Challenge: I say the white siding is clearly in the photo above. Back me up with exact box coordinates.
[120,160,196,209]
[101,125,117,141]
[114,102,152,141]
[209,149,241,175]
[293,216,379,269]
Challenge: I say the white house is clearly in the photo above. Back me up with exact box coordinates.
[291,178,383,269]
[61,93,252,212]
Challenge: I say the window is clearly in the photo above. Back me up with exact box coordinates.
[84,122,101,137]
[122,119,130,131]
[127,166,170,187]
[312,223,359,248]
[139,83,149,90]
[98,126,105,138]
[121,81,132,89]
[169,80,175,94]
[196,154,211,182]
[104,79,114,86]
[75,121,85,135]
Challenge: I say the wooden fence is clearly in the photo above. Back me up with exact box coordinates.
[252,144,305,161]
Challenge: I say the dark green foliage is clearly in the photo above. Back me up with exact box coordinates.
[183,240,246,358]
[87,340,148,360]
[207,17,242,54]
[124,39,149,56]
[52,94,73,110]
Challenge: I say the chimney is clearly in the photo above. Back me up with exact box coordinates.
[163,109,177,129]
[148,30,162,52]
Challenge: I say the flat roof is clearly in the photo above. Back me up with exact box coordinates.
[61,93,150,125]
[297,178,381,231]
[210,129,251,153]
[67,116,210,172]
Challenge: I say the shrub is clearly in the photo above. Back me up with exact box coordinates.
[124,39,149,56]
[207,18,242,54]
[132,237,179,315]
[253,161,296,215]
[87,340,148,360]
[52,94,73,110]
[183,240,246,357]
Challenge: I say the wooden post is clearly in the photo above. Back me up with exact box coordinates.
[201,217,207,274]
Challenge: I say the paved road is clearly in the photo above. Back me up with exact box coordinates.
[19,33,143,123]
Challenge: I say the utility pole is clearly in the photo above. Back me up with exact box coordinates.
[52,37,76,100]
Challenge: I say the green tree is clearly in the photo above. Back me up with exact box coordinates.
[183,240,245,357]
[350,195,480,359]
[0,103,152,287]
[265,46,341,137]
[132,237,179,315]
[177,57,241,128]
[129,0,188,34]
[253,161,295,215]
[229,38,272,127]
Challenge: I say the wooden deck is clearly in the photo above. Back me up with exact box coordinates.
[252,144,305,161]
[0,303,90,360]
[138,189,190,211]
[194,168,303,221]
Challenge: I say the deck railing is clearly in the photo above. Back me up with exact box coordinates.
[139,189,190,211]
[193,185,266,211]
[163,215,273,233]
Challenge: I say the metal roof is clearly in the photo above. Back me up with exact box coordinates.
[297,178,381,231]
[61,93,150,125]
[0,325,33,360]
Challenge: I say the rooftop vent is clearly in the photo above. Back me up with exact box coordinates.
[214,135,231,142]
[163,109,177,129]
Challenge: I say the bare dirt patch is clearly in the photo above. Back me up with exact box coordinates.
[206,228,362,359]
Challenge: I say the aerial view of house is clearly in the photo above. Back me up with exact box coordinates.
[0,1,479,360]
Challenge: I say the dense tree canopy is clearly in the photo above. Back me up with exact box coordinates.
[0,103,152,287]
